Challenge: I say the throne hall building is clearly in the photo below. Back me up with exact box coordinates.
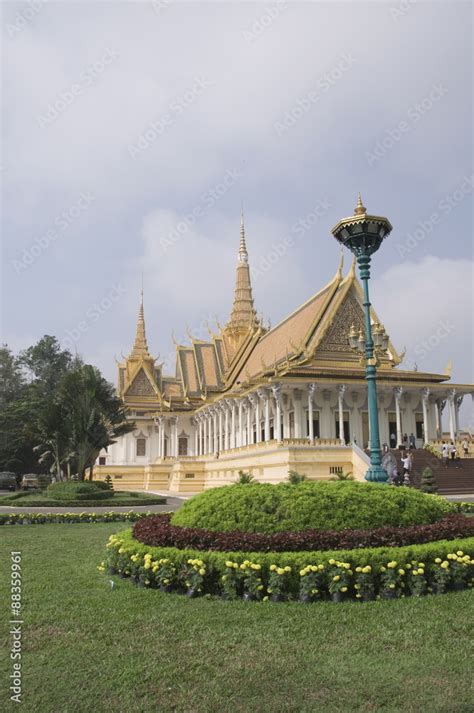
[96,212,473,492]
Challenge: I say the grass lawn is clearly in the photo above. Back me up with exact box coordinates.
[0,491,165,507]
[1,524,473,713]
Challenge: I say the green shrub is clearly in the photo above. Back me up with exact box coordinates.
[171,481,454,534]
[237,471,254,484]
[46,480,113,501]
[288,471,307,484]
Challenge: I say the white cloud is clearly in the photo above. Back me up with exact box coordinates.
[371,255,474,428]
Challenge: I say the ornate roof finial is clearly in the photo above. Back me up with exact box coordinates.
[239,204,248,264]
[354,193,367,216]
[130,288,152,359]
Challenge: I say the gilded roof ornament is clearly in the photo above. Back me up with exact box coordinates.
[129,289,153,360]
[354,193,367,216]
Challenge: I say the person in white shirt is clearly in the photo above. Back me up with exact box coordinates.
[441,442,449,467]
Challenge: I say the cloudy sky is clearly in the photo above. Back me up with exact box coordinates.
[2,1,472,424]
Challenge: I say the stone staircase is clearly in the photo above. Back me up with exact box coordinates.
[391,448,474,495]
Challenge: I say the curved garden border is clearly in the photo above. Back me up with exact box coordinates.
[132,513,474,552]
[102,528,474,603]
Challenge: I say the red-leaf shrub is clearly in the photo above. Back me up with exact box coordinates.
[133,514,474,553]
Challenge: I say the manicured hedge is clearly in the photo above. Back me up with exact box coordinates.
[133,513,474,552]
[0,511,157,525]
[171,482,454,533]
[103,528,474,602]
[47,481,113,501]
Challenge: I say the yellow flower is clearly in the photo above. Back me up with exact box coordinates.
[341,587,348,593]
[263,596,269,602]
[277,568,285,576]
[284,566,291,573]
[199,568,205,576]
[389,583,396,589]
[456,551,464,557]
[333,575,340,582]
[363,566,372,574]
[355,567,362,573]
[441,561,449,569]
[225,561,233,568]
[270,564,277,571]
[328,559,336,565]
[387,561,397,569]
[435,558,442,564]
[398,569,405,576]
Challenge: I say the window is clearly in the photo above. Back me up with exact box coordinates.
[136,438,146,456]
[415,413,424,439]
[330,466,343,475]
[289,412,295,438]
[98,457,106,465]
[178,437,188,456]
[184,473,195,479]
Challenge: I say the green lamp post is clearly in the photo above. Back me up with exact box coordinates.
[331,195,393,482]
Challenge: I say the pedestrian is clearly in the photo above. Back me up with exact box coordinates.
[454,447,461,469]
[382,442,389,454]
[449,441,455,463]
[462,437,469,457]
[409,432,416,449]
[441,441,449,467]
[390,432,396,449]
[401,452,411,485]
[402,433,409,450]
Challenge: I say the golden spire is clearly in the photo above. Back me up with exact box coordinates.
[130,289,152,359]
[225,211,259,332]
[239,207,248,263]
[354,193,367,216]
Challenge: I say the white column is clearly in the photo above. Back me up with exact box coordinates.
[238,400,243,447]
[454,396,463,438]
[308,384,316,441]
[259,389,270,441]
[394,387,403,448]
[422,388,430,444]
[272,384,282,441]
[448,391,456,441]
[250,393,261,443]
[213,409,218,453]
[173,417,179,457]
[224,403,229,451]
[338,385,346,444]
[246,399,252,445]
[161,420,165,458]
[231,401,236,449]
[434,400,442,439]
[218,406,223,452]
[193,419,198,456]
[293,389,303,438]
[197,418,202,455]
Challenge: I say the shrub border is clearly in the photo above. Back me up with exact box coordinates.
[0,511,159,525]
[103,528,474,603]
[132,513,474,552]
[0,494,166,508]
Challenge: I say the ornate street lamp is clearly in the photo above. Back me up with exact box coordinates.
[331,195,393,482]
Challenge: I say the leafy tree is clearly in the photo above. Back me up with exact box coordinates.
[59,364,134,480]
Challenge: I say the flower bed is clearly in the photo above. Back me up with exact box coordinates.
[132,513,474,552]
[0,511,157,525]
[102,528,474,603]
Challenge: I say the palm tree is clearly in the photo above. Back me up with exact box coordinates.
[60,365,134,480]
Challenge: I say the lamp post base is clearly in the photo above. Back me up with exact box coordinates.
[365,465,389,483]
